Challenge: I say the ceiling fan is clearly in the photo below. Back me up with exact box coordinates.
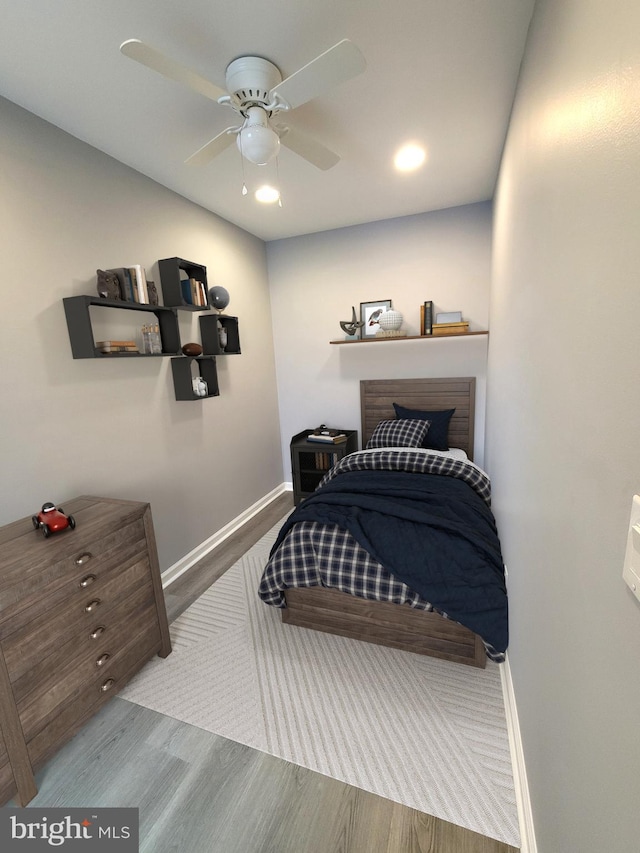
[120,38,366,171]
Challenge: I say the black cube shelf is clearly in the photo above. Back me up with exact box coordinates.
[158,257,210,311]
[199,314,241,355]
[170,356,220,401]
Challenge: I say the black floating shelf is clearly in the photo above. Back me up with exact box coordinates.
[158,257,210,311]
[63,296,181,359]
[171,356,220,401]
[199,314,241,355]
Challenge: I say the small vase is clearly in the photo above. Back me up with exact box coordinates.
[378,310,403,331]
[218,324,228,352]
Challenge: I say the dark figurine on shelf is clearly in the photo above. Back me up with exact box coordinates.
[31,502,76,538]
[339,306,364,337]
[147,280,159,305]
[96,269,122,300]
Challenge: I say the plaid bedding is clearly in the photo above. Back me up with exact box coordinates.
[319,449,492,504]
[259,450,506,662]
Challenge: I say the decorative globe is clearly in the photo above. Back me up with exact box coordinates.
[378,309,403,331]
[208,286,230,310]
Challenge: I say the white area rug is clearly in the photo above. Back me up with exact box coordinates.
[120,520,519,847]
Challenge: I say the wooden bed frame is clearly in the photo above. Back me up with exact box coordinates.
[282,377,486,668]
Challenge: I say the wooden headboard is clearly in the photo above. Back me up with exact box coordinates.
[360,377,476,460]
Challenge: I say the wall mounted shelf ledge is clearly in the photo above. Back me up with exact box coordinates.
[330,331,489,345]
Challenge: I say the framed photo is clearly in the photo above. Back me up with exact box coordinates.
[360,299,392,338]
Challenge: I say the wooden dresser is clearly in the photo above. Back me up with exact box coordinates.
[0,496,171,806]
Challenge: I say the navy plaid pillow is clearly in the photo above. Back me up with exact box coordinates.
[366,418,430,449]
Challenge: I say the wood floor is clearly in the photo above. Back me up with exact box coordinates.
[3,491,519,853]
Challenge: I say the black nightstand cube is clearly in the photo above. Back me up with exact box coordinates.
[290,429,358,505]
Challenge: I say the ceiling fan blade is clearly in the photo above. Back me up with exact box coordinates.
[120,39,226,103]
[276,125,340,171]
[270,39,366,109]
[184,128,238,166]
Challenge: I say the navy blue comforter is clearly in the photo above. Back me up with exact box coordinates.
[271,465,508,654]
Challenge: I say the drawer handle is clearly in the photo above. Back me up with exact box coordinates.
[84,599,101,613]
[96,653,111,667]
[75,552,93,566]
[90,625,106,640]
[100,678,115,693]
[79,574,97,588]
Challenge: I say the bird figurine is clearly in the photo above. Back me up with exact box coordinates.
[339,306,365,337]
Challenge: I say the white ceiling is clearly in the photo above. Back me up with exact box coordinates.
[0,0,534,242]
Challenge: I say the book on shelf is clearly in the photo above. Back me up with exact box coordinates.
[422,300,433,335]
[314,452,339,469]
[106,268,133,302]
[180,278,193,304]
[188,278,207,307]
[129,265,149,304]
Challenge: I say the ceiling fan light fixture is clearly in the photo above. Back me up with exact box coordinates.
[237,106,281,165]
[394,143,427,172]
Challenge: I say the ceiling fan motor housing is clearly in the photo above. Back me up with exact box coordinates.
[225,56,282,113]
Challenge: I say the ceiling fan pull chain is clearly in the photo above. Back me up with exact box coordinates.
[238,134,248,195]
[276,157,283,207]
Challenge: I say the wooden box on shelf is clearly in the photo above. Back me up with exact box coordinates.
[170,356,220,401]
[431,321,470,336]
[158,257,210,311]
[199,314,241,355]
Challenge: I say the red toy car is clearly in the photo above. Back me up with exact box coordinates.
[32,502,76,538]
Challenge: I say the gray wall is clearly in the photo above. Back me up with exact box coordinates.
[0,95,283,571]
[486,1,640,850]
[267,202,493,475]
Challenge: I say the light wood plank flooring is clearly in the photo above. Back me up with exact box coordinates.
[4,491,519,853]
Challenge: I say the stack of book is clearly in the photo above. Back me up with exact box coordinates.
[307,431,348,444]
[179,272,208,306]
[97,339,139,354]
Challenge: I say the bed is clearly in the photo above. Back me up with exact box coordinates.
[258,377,507,668]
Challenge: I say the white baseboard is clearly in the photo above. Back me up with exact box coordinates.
[500,654,537,853]
[161,483,288,588]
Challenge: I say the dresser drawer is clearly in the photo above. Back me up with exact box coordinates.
[8,579,157,707]
[18,600,161,743]
[26,621,162,772]
[2,554,154,686]
[0,519,147,637]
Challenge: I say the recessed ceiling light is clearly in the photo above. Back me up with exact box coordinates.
[255,185,280,204]
[394,144,427,172]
